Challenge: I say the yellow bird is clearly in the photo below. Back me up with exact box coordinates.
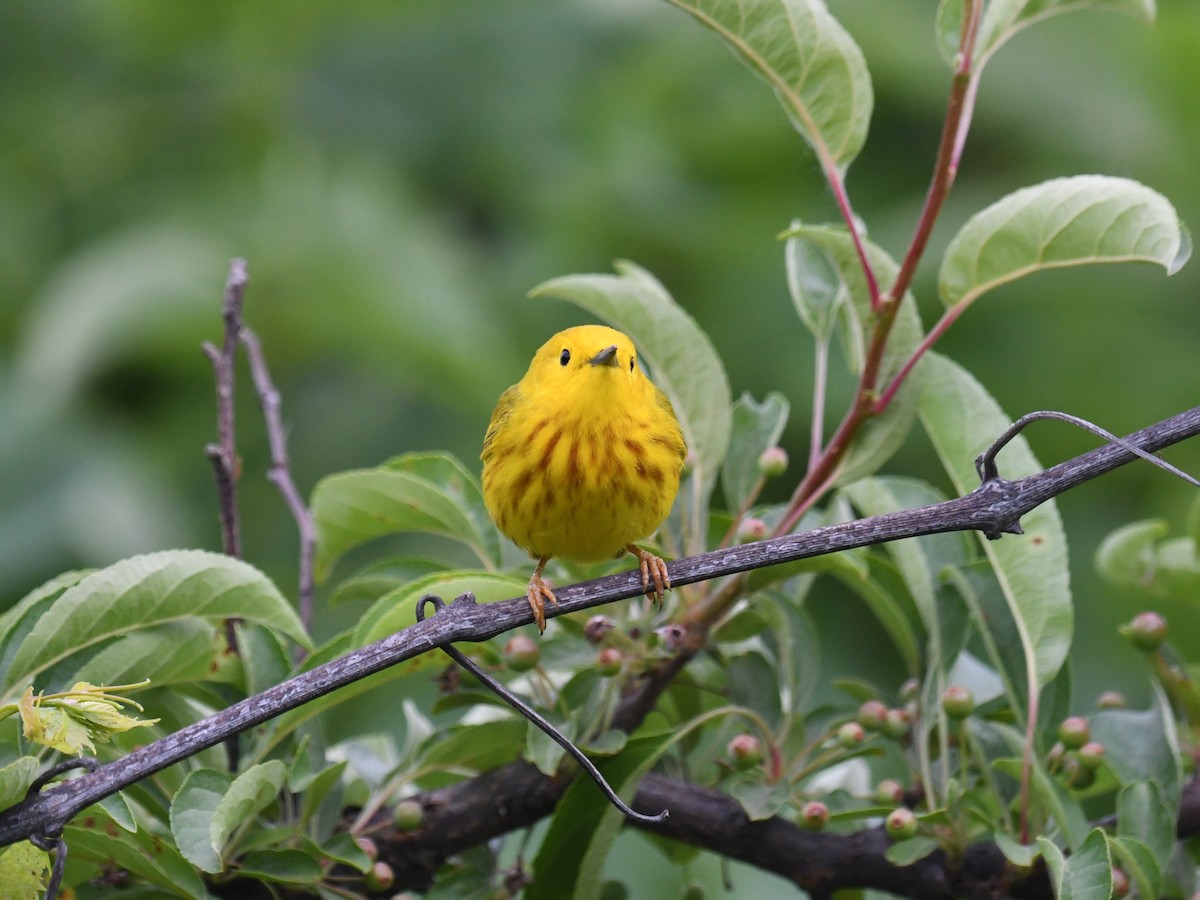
[482,325,687,632]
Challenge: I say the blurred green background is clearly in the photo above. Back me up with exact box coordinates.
[2,1,1198,890]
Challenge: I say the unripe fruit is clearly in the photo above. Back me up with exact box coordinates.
[596,647,624,677]
[584,615,615,645]
[1111,866,1130,898]
[394,799,424,832]
[799,800,829,831]
[1078,741,1105,770]
[364,861,394,892]
[885,807,919,841]
[355,836,378,861]
[504,635,540,672]
[1097,690,1127,709]
[856,700,889,731]
[882,708,910,740]
[874,779,904,805]
[1124,611,1168,651]
[941,685,975,720]
[1058,716,1090,750]
[758,447,789,478]
[737,517,767,543]
[837,722,866,747]
[728,734,764,769]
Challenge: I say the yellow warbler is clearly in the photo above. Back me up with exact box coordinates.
[482,325,687,632]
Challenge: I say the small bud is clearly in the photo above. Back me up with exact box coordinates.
[1058,716,1090,750]
[885,807,919,841]
[874,779,904,805]
[1111,867,1130,898]
[899,678,921,702]
[758,447,789,478]
[596,647,624,677]
[1046,741,1065,768]
[364,861,395,892]
[941,685,975,720]
[1097,690,1127,709]
[656,623,687,652]
[837,721,866,747]
[799,800,829,831]
[394,799,424,832]
[1123,611,1168,651]
[1078,741,1105,770]
[503,635,540,672]
[737,517,767,543]
[584,615,615,645]
[727,734,764,769]
[882,708,910,740]
[355,836,378,861]
[856,700,889,732]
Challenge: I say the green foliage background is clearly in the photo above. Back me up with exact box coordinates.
[2,0,1199,794]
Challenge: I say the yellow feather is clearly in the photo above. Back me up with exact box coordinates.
[481,325,687,631]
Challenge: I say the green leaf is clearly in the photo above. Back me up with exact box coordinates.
[0,757,39,812]
[1038,829,1112,900]
[69,806,208,899]
[1096,518,1200,601]
[418,718,527,773]
[5,551,308,692]
[780,224,925,483]
[885,836,939,866]
[351,570,531,648]
[995,757,1088,850]
[329,556,451,607]
[0,571,89,689]
[786,226,845,339]
[832,558,922,675]
[211,760,288,857]
[919,353,1072,689]
[1117,781,1175,870]
[937,0,1156,69]
[729,778,788,821]
[1107,835,1162,900]
[994,830,1040,868]
[236,848,324,885]
[526,730,673,900]
[312,453,498,580]
[722,392,789,514]
[939,176,1189,309]
[531,260,732,555]
[665,0,872,169]
[0,841,48,900]
[170,768,232,873]
[67,619,217,688]
[1091,686,1182,800]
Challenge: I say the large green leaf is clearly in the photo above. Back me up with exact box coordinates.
[1038,828,1113,900]
[4,550,308,692]
[937,0,1156,69]
[211,760,288,858]
[312,451,499,580]
[939,176,1189,308]
[68,806,208,899]
[66,619,217,688]
[170,768,233,874]
[0,757,39,812]
[531,261,732,555]
[1090,684,1182,800]
[918,353,1071,688]
[665,0,872,170]
[722,391,789,514]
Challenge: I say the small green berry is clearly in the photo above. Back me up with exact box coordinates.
[364,861,394,892]
[728,734,764,769]
[874,779,904,805]
[394,799,424,832]
[737,517,767,543]
[1124,611,1168,651]
[1078,741,1105,770]
[856,700,889,731]
[596,647,624,677]
[1111,866,1130,899]
[799,800,829,831]
[885,807,919,841]
[758,447,789,478]
[504,635,540,672]
[882,708,910,740]
[941,685,975,720]
[837,721,866,747]
[1058,716,1090,750]
[355,836,378,861]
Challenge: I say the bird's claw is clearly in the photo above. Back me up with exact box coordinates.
[527,573,558,634]
[628,545,671,609]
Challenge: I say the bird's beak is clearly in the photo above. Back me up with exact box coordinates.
[588,345,620,367]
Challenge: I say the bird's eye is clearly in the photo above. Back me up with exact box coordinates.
[629,356,636,372]
[559,348,571,367]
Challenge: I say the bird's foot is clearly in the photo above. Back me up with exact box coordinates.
[627,544,671,609]
[527,572,558,634]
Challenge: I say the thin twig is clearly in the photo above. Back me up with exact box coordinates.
[2,402,1199,850]
[202,258,248,560]
[240,326,317,632]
